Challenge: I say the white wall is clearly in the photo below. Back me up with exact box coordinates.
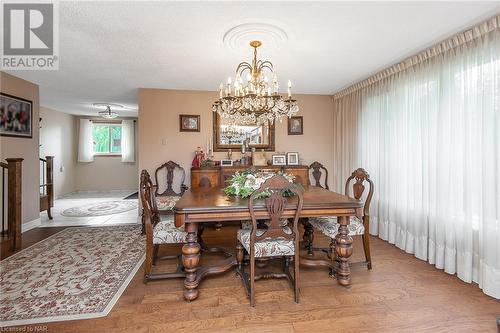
[39,106,77,198]
[75,117,138,192]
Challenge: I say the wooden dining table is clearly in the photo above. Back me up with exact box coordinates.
[174,186,364,301]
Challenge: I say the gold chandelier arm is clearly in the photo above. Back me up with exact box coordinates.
[236,62,252,75]
[257,60,274,73]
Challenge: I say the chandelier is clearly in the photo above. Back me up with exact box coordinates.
[93,103,119,119]
[221,124,245,144]
[99,106,118,119]
[212,40,299,125]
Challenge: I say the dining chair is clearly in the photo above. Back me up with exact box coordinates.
[140,169,187,282]
[301,161,329,254]
[307,168,374,270]
[236,175,304,306]
[141,161,188,234]
[154,160,188,211]
[308,161,329,189]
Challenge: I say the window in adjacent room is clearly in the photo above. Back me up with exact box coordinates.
[92,123,122,155]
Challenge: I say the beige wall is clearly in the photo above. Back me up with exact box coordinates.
[39,106,77,198]
[75,117,138,191]
[0,72,40,224]
[139,88,334,188]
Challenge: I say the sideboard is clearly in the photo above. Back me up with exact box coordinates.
[190,165,310,189]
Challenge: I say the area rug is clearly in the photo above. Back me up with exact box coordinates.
[0,225,145,327]
[61,200,138,217]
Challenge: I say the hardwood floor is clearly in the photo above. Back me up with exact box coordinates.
[6,225,500,332]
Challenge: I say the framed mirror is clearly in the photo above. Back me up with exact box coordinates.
[213,113,275,152]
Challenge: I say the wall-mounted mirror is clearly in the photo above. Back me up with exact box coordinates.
[213,113,275,152]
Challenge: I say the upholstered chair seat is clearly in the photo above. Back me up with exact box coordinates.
[237,226,294,257]
[155,195,181,211]
[308,216,365,239]
[241,220,252,229]
[153,215,187,244]
[241,219,288,230]
[303,167,374,270]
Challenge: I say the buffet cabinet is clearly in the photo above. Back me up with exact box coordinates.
[190,165,310,189]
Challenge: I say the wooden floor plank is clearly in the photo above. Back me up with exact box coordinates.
[4,225,499,332]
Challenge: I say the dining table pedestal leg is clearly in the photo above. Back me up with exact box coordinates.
[301,218,314,256]
[182,222,201,301]
[335,216,353,286]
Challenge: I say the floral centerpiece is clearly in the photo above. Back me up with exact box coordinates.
[224,170,302,199]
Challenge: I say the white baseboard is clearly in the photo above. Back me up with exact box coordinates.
[22,218,41,233]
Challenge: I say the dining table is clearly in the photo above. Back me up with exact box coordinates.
[174,186,364,301]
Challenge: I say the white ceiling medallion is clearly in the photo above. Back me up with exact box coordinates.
[223,23,288,54]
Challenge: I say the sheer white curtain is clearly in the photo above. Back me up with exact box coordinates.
[121,120,135,163]
[78,119,94,162]
[333,22,499,298]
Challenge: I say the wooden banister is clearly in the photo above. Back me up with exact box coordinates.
[1,163,7,237]
[39,156,54,220]
[5,158,23,250]
[46,156,54,209]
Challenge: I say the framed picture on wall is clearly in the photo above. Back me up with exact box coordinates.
[179,114,200,132]
[0,92,33,138]
[287,152,299,165]
[288,116,303,135]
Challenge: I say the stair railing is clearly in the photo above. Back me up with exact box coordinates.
[39,156,54,220]
[0,158,23,251]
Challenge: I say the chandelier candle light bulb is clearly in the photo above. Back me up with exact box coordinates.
[212,40,299,125]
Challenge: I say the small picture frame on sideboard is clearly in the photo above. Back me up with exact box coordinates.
[272,154,287,166]
[287,152,299,165]
[220,159,233,166]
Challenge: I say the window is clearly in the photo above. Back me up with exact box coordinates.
[92,123,122,155]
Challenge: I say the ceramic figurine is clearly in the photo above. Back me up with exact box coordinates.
[192,146,205,168]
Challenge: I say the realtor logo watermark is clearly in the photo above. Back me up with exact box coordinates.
[1,1,59,70]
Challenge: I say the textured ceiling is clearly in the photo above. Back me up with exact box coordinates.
[5,1,499,116]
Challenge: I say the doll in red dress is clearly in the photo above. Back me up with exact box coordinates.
[192,146,205,168]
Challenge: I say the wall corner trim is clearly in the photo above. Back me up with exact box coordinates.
[22,218,41,233]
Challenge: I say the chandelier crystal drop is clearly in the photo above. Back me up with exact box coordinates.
[212,40,299,125]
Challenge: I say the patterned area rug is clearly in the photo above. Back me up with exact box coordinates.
[61,200,138,217]
[0,225,145,327]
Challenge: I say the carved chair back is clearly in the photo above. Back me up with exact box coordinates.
[140,169,160,228]
[248,175,304,255]
[309,161,329,190]
[154,161,187,197]
[344,168,374,223]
